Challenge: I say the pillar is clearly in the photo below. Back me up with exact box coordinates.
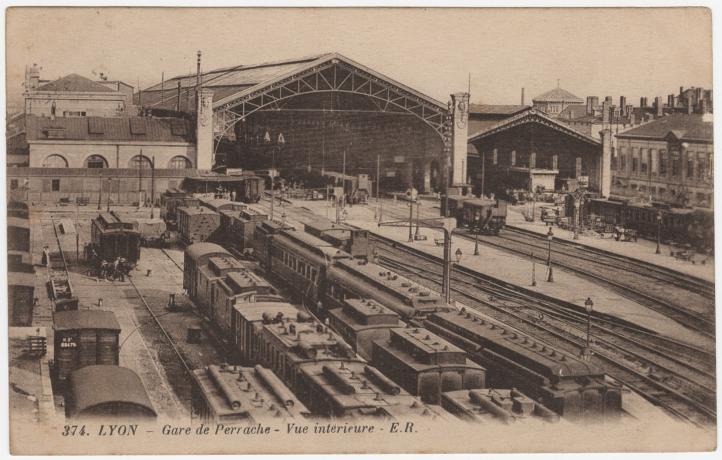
[450,92,470,185]
[195,88,214,171]
[423,161,431,193]
[600,129,612,197]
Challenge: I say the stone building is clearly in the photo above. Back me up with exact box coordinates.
[611,112,714,209]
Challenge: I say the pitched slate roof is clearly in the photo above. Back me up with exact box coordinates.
[533,87,583,103]
[35,74,116,93]
[616,113,713,142]
[25,115,194,143]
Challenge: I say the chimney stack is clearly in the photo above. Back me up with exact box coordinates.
[625,104,633,120]
[700,98,708,114]
[640,97,648,108]
[654,97,663,117]
[667,94,674,107]
[680,86,684,96]
[619,96,627,114]
[602,100,610,124]
[630,110,636,126]
[586,96,594,115]
[196,50,202,89]
[687,101,693,114]
[521,87,525,105]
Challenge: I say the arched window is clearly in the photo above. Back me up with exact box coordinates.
[42,154,68,168]
[128,155,153,169]
[84,154,108,168]
[168,156,192,169]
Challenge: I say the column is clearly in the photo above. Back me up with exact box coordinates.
[600,129,612,197]
[450,92,470,185]
[423,161,431,193]
[195,88,215,171]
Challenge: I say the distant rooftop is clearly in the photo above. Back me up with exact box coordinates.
[617,113,713,142]
[35,74,116,93]
[533,87,583,103]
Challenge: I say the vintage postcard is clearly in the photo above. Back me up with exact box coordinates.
[4,6,716,455]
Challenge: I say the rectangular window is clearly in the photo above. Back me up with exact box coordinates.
[659,150,667,175]
[492,149,498,165]
[687,158,694,178]
[650,149,658,175]
[671,159,680,177]
[631,157,638,173]
[640,148,648,174]
[697,154,705,179]
[52,179,60,191]
[10,179,18,190]
[510,151,516,166]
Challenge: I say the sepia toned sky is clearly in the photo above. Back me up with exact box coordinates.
[5,7,712,110]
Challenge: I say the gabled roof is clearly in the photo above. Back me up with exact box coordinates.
[533,87,583,103]
[139,52,446,112]
[617,113,713,143]
[25,115,194,143]
[468,108,601,146]
[558,104,590,120]
[35,74,116,93]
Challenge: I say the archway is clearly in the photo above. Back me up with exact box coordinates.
[84,154,108,168]
[42,154,68,168]
[167,155,192,169]
[128,155,153,169]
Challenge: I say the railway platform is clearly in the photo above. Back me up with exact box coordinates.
[505,205,715,283]
[283,197,712,350]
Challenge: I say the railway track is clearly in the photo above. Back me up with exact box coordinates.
[455,225,715,336]
[369,233,716,427]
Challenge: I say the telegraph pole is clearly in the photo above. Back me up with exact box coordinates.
[150,156,156,218]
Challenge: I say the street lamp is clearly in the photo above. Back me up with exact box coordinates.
[408,201,414,242]
[414,200,422,240]
[583,297,594,361]
[546,226,554,283]
[473,214,480,256]
[655,211,662,254]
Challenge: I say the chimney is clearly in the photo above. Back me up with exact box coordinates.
[586,96,594,115]
[700,98,708,114]
[667,94,674,107]
[640,97,648,108]
[654,97,663,117]
[619,96,626,114]
[602,100,610,124]
[630,110,636,125]
[625,104,633,120]
[680,86,684,96]
[196,50,202,89]
[521,87,525,105]
[687,101,693,114]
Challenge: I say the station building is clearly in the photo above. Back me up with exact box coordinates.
[467,107,609,196]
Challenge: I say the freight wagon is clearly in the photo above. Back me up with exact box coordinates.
[177,205,221,244]
[90,211,141,265]
[53,310,121,382]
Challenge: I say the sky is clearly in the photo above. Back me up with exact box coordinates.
[5,7,713,111]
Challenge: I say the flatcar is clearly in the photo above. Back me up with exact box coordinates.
[66,365,156,420]
[90,211,141,265]
[424,309,622,423]
[303,217,369,258]
[587,198,714,251]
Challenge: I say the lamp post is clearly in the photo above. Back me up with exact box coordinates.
[106,177,111,212]
[546,226,554,282]
[97,172,103,211]
[655,211,662,254]
[583,297,594,361]
[408,201,414,242]
[473,213,480,256]
[414,200,421,240]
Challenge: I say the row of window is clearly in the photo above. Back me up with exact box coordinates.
[277,248,318,284]
[40,154,193,169]
[614,147,712,181]
[482,149,562,171]
[615,183,713,206]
